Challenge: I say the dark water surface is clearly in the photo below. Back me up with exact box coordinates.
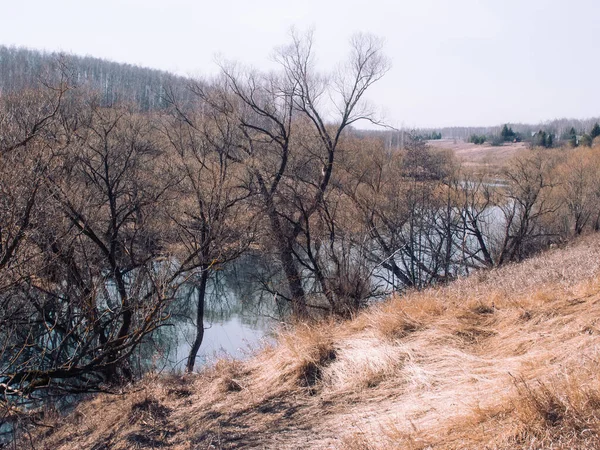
[136,255,282,373]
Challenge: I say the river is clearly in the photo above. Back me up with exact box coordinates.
[134,254,282,373]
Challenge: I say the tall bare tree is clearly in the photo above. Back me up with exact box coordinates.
[217,30,389,315]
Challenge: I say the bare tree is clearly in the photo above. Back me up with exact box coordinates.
[162,89,255,372]
[0,63,70,155]
[554,148,600,235]
[0,97,183,410]
[217,30,389,315]
[495,151,561,264]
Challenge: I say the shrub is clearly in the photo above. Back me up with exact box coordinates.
[469,134,486,144]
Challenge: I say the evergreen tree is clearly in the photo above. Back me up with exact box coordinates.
[591,123,600,139]
[501,124,515,141]
[567,127,578,147]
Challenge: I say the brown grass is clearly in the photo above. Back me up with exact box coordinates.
[427,138,527,170]
[29,233,600,449]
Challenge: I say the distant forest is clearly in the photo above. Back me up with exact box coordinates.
[0,45,190,110]
[1,45,598,142]
[416,120,600,141]
[370,117,600,150]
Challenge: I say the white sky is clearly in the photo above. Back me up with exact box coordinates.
[0,0,598,128]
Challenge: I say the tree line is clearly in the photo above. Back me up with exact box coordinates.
[410,118,600,143]
[465,122,600,148]
[0,45,191,111]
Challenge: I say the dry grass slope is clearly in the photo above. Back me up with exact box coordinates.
[33,234,600,449]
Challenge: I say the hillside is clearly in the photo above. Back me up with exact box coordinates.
[0,45,191,110]
[28,233,600,449]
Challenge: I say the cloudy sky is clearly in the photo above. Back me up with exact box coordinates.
[1,0,597,128]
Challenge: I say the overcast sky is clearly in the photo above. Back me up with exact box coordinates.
[1,0,598,128]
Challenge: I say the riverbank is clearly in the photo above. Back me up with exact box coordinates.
[33,233,600,449]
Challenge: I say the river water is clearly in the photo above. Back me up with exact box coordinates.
[137,202,509,374]
[135,255,282,373]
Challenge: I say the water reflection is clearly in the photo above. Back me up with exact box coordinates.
[135,253,283,373]
[137,204,510,375]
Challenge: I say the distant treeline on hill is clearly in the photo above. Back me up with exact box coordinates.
[0,45,191,110]
[2,45,599,148]
[413,119,600,143]
[364,119,600,150]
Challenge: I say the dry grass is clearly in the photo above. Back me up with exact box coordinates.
[29,233,600,449]
[380,366,600,449]
[262,322,337,389]
[427,138,527,170]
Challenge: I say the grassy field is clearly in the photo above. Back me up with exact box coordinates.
[32,232,600,449]
[428,138,527,170]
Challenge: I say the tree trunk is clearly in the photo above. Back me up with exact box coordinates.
[257,175,308,317]
[278,241,307,317]
[265,198,307,316]
[186,269,209,373]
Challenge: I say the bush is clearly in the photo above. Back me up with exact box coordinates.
[490,135,504,146]
[469,134,486,145]
[580,134,592,147]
